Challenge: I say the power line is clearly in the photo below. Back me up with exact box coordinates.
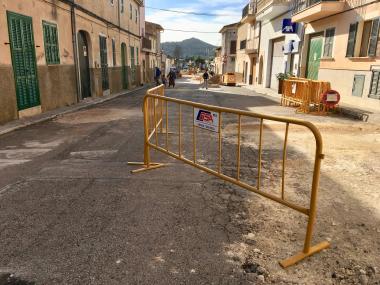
[163,28,219,34]
[145,6,234,17]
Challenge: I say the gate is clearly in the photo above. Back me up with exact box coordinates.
[7,11,40,110]
[129,85,330,268]
[99,36,109,91]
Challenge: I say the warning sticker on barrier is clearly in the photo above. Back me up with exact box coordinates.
[194,108,219,132]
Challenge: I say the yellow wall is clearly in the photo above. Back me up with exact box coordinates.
[304,2,380,71]
[0,0,74,66]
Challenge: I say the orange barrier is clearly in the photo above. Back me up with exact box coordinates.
[281,78,331,113]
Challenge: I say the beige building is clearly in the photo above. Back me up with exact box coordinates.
[219,23,238,75]
[235,1,260,85]
[0,0,143,125]
[214,47,223,75]
[142,21,163,83]
[292,0,380,109]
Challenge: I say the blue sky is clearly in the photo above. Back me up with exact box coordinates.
[145,0,247,46]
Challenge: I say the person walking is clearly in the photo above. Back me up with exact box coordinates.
[168,69,176,88]
[203,70,209,90]
[154,67,161,86]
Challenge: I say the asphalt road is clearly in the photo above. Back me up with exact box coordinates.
[0,79,283,285]
[3,78,378,285]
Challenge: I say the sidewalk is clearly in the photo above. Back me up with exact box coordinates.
[0,86,147,137]
[241,84,380,122]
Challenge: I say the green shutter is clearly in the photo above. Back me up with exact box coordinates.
[369,70,380,98]
[368,18,380,57]
[7,11,41,110]
[130,46,135,66]
[43,21,60,64]
[136,47,139,65]
[346,22,358,57]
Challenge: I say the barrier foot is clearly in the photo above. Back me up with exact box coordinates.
[279,241,330,268]
[127,162,166,173]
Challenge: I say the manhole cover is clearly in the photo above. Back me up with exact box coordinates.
[0,273,35,285]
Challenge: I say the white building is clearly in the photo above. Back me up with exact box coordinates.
[256,0,303,90]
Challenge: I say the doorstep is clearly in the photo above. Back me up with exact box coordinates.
[0,86,147,137]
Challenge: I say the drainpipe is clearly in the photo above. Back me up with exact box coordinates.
[297,22,306,78]
[70,0,81,102]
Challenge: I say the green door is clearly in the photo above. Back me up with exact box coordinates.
[99,36,109,90]
[7,11,40,110]
[306,35,323,80]
[121,43,128,89]
[130,46,135,85]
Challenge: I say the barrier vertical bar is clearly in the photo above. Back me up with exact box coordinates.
[281,123,289,200]
[218,112,222,174]
[154,98,158,146]
[143,97,151,167]
[303,143,323,253]
[166,100,169,151]
[257,118,264,190]
[193,107,196,163]
[236,114,241,181]
[179,104,182,157]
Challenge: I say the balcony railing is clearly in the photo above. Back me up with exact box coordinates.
[292,0,339,15]
[242,3,250,18]
[257,0,290,14]
[242,1,257,21]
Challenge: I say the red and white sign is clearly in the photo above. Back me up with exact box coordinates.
[321,90,340,108]
[194,108,219,132]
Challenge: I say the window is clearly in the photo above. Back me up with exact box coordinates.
[121,0,124,13]
[231,56,235,62]
[136,47,139,65]
[135,9,138,23]
[230,40,237,54]
[346,23,358,57]
[368,18,380,57]
[240,40,247,50]
[323,28,335,57]
[369,70,380,98]
[112,39,116,66]
[346,18,380,57]
[130,4,132,20]
[130,46,135,66]
[43,21,60,65]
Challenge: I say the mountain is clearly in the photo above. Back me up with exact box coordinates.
[162,38,217,59]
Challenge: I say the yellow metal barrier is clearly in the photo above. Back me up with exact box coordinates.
[129,87,330,268]
[282,78,331,114]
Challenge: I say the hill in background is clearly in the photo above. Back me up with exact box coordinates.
[162,38,217,59]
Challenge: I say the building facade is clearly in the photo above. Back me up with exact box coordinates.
[142,21,163,83]
[0,0,143,125]
[219,23,239,75]
[292,0,380,109]
[214,47,223,75]
[255,0,302,90]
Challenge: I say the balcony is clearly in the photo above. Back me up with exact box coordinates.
[142,37,152,51]
[245,39,259,55]
[256,0,291,20]
[241,1,256,23]
[292,0,345,23]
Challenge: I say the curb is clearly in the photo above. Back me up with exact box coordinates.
[0,86,147,137]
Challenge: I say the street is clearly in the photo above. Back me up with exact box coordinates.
[0,77,379,284]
